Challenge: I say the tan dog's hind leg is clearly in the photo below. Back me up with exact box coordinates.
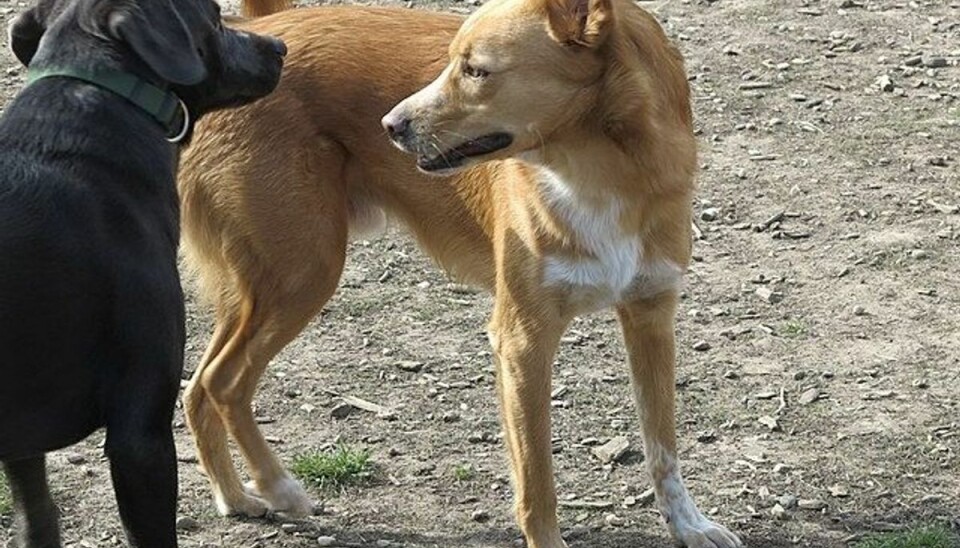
[183,142,350,517]
[488,291,571,548]
[617,293,741,548]
[184,305,272,517]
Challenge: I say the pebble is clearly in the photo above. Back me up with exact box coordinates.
[395,360,424,372]
[176,516,200,532]
[330,402,356,419]
[317,536,337,546]
[65,453,86,465]
[798,499,827,510]
[779,494,798,508]
[604,513,624,526]
[758,415,780,431]
[798,387,821,405]
[924,56,947,68]
[852,305,867,316]
[472,509,491,522]
[592,436,630,464]
[829,484,850,498]
[692,340,711,351]
[701,207,720,222]
[756,287,784,304]
[904,55,923,67]
[876,74,894,92]
[771,503,787,520]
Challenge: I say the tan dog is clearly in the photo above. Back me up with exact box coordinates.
[179,0,741,546]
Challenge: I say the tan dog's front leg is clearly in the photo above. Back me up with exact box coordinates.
[618,293,741,548]
[488,299,570,548]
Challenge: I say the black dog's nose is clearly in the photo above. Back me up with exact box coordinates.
[269,37,287,57]
[382,114,411,139]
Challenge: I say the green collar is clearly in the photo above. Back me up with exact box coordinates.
[26,67,190,143]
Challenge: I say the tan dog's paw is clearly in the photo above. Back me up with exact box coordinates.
[669,514,741,548]
[214,490,269,518]
[244,477,314,517]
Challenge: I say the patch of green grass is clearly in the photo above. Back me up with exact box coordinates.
[452,464,475,482]
[855,524,959,548]
[780,318,808,338]
[0,470,11,515]
[291,445,373,490]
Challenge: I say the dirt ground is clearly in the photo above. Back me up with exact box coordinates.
[1,0,958,546]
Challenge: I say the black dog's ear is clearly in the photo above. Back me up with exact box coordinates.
[105,0,206,85]
[8,7,45,66]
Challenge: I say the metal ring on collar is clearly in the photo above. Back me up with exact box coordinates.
[166,98,190,144]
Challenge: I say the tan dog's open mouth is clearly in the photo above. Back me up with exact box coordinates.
[417,132,513,172]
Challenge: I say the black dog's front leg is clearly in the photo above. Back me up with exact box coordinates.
[106,426,178,548]
[3,455,61,548]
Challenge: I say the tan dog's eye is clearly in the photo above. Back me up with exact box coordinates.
[463,63,490,80]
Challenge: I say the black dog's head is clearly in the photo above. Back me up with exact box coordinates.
[7,0,285,118]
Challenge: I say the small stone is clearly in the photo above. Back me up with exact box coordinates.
[910,249,930,259]
[281,523,299,533]
[442,411,461,423]
[928,157,948,167]
[700,207,720,222]
[317,536,337,547]
[852,305,867,316]
[798,388,821,405]
[876,74,894,92]
[773,463,793,475]
[778,494,798,508]
[395,360,424,372]
[924,57,947,68]
[472,509,491,522]
[770,503,787,520]
[756,287,784,304]
[592,436,630,464]
[330,402,356,419]
[604,513,624,526]
[637,487,656,505]
[798,499,827,511]
[692,340,711,352]
[758,415,780,431]
[65,453,86,465]
[176,516,200,531]
[829,484,849,498]
[904,55,923,67]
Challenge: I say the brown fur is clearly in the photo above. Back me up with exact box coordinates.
[179,2,740,546]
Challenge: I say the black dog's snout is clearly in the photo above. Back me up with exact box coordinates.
[269,37,287,57]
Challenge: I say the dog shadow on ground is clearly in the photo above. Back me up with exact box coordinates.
[293,503,959,547]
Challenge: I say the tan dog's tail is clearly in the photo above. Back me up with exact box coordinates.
[240,0,292,17]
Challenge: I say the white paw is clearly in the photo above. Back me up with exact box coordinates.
[668,513,741,548]
[244,477,314,517]
[214,490,269,518]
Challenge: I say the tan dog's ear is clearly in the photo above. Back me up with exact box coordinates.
[545,0,612,48]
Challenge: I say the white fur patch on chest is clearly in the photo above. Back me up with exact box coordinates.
[537,167,683,304]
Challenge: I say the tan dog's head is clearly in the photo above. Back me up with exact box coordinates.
[382,0,614,175]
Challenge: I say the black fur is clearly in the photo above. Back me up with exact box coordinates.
[0,0,284,545]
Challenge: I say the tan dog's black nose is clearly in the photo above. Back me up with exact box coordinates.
[381,113,410,140]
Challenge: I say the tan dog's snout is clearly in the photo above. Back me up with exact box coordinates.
[381,110,411,143]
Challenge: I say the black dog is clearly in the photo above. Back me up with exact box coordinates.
[0,0,285,544]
